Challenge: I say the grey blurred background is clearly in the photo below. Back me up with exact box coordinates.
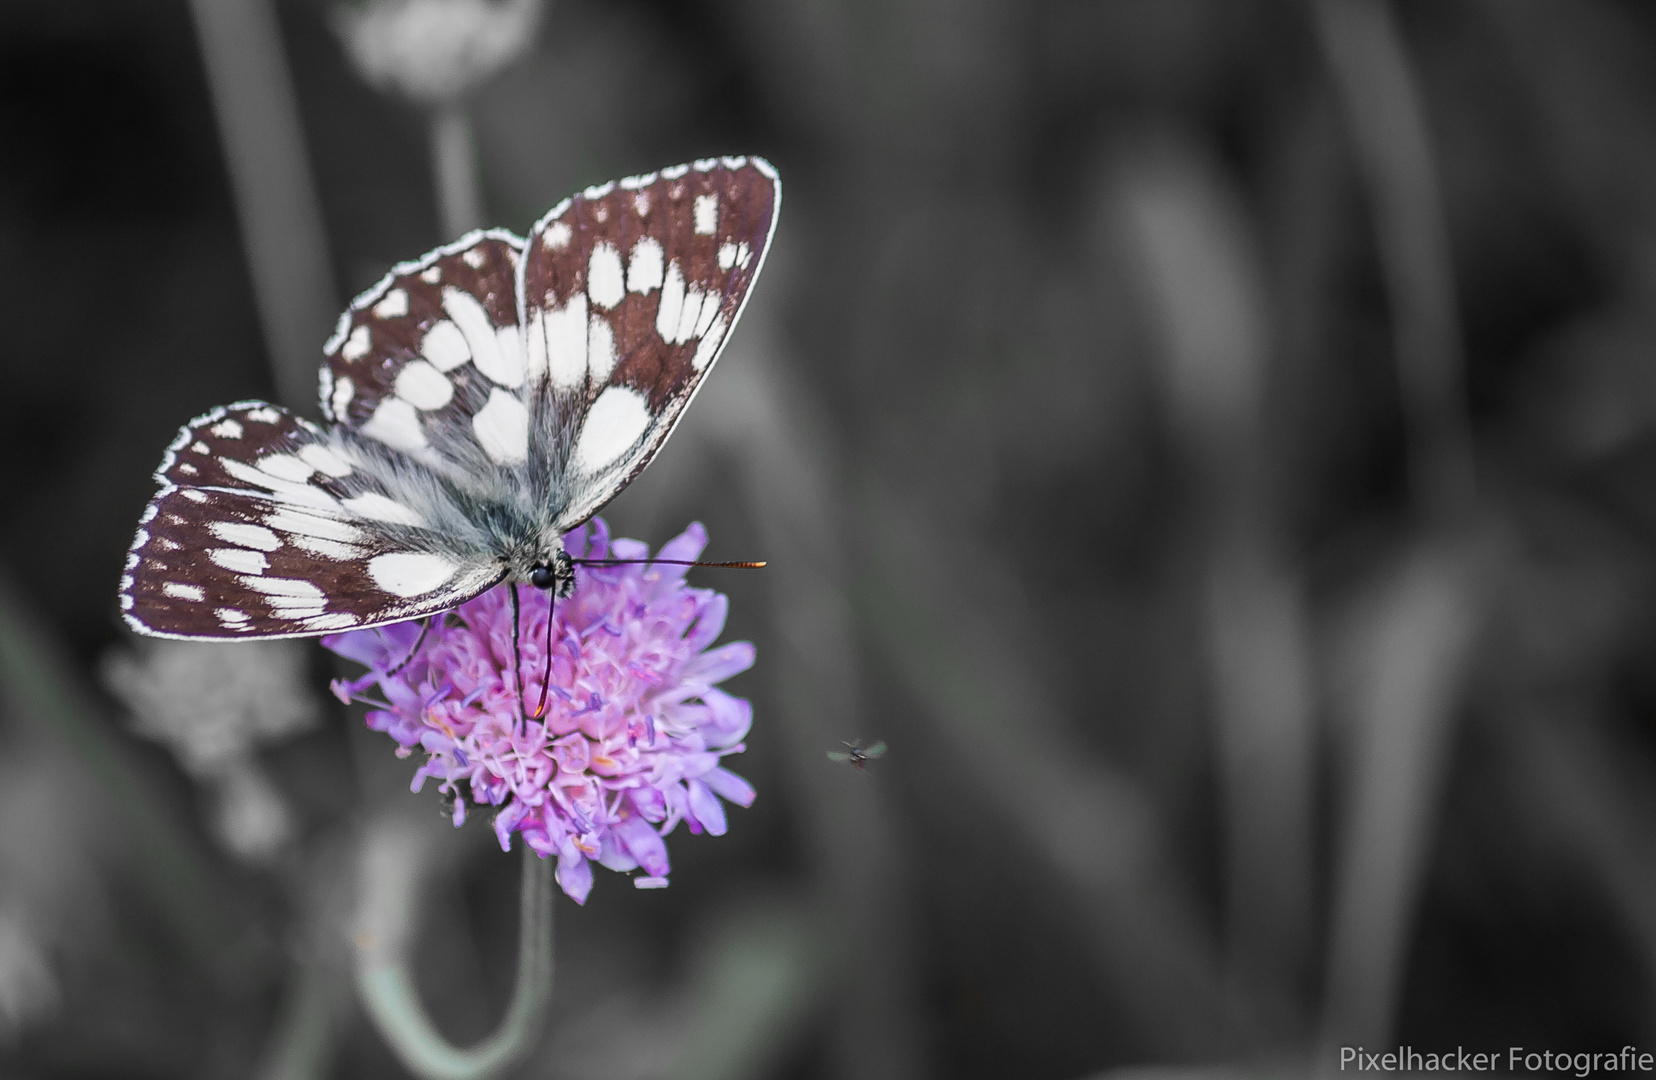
[4,1,1656,1077]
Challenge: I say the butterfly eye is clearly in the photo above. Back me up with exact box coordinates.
[529,563,558,591]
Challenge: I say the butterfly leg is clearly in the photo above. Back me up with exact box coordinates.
[530,596,555,720]
[385,616,434,678]
[509,583,526,731]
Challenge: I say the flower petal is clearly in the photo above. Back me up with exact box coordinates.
[685,594,728,653]
[702,766,756,808]
[655,521,708,565]
[616,814,670,877]
[687,779,727,836]
[685,641,755,685]
[556,849,592,904]
[700,688,752,747]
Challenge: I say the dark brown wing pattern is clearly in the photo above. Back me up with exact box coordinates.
[320,231,531,470]
[520,156,780,527]
[120,403,502,640]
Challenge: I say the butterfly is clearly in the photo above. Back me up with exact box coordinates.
[119,156,779,640]
[826,740,887,772]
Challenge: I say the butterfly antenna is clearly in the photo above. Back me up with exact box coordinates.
[509,584,526,730]
[530,597,555,720]
[569,558,768,569]
[385,616,433,678]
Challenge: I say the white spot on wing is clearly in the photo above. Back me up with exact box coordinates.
[162,582,205,601]
[330,375,355,419]
[587,242,625,309]
[265,508,364,543]
[421,266,442,283]
[244,406,280,424]
[634,191,651,217]
[718,243,738,270]
[209,548,267,574]
[736,242,752,269]
[675,286,705,343]
[656,261,685,343]
[571,386,652,476]
[304,613,358,631]
[526,311,547,383]
[694,194,718,235]
[692,314,728,370]
[361,397,428,452]
[191,442,210,455]
[217,608,250,625]
[662,163,690,180]
[181,490,208,503]
[444,288,520,386]
[369,552,459,598]
[177,463,198,476]
[588,314,617,383]
[340,493,426,526]
[544,293,588,390]
[210,419,244,439]
[394,360,454,410]
[256,454,314,483]
[628,238,664,294]
[296,444,353,477]
[208,522,282,551]
[472,388,529,465]
[342,324,371,361]
[374,289,409,318]
[420,320,471,371]
[462,248,486,269]
[241,577,326,615]
[290,535,364,560]
[545,221,572,249]
[694,292,721,338]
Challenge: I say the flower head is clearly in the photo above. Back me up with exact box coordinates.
[333,0,543,106]
[325,519,756,903]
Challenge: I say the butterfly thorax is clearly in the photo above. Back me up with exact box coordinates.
[332,430,573,593]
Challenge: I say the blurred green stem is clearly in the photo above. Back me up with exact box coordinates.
[1314,0,1477,1055]
[356,842,554,1080]
[1315,0,1472,521]
[255,953,346,1080]
[432,104,485,238]
[187,0,338,413]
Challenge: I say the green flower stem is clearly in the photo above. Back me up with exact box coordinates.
[356,843,555,1080]
[431,104,484,238]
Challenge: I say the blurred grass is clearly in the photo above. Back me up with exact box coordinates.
[0,568,263,989]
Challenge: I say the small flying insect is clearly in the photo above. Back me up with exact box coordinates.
[827,739,887,772]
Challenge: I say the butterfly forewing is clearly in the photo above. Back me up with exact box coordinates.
[521,157,780,529]
[121,403,504,639]
[321,231,533,474]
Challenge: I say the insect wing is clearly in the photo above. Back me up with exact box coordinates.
[826,750,853,763]
[320,231,537,474]
[520,157,781,529]
[121,403,503,640]
[862,741,888,759]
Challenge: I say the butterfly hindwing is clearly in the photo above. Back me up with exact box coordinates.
[521,157,780,529]
[320,231,533,474]
[121,403,504,640]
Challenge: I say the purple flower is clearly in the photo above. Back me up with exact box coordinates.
[324,519,756,903]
